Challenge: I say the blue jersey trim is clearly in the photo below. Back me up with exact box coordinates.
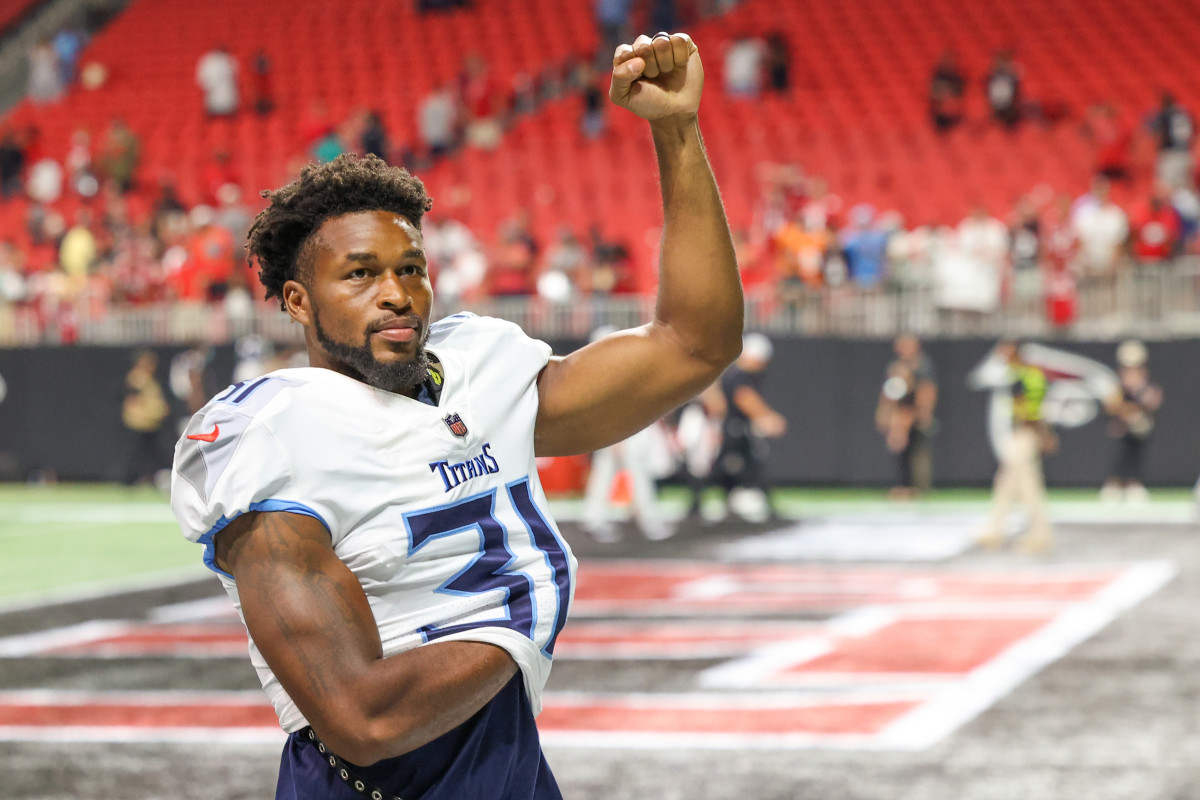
[197,499,329,579]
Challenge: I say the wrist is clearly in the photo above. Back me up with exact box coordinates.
[649,113,701,145]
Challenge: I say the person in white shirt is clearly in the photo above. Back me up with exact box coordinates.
[172,32,741,800]
[196,46,239,116]
[1071,177,1129,275]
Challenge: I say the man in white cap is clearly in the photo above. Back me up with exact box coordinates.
[691,332,787,522]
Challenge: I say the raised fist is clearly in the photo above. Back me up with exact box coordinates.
[609,32,703,122]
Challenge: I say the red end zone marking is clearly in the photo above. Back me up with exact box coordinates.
[0,697,916,737]
[0,703,278,728]
[538,701,918,736]
[787,617,1052,675]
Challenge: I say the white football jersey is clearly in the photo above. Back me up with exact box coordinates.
[171,313,577,732]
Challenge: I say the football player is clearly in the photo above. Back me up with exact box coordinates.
[172,32,742,800]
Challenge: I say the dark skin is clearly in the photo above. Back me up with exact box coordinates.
[215,32,742,767]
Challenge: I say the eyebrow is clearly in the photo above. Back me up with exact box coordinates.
[344,248,426,263]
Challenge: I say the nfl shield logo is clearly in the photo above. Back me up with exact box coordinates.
[443,413,468,437]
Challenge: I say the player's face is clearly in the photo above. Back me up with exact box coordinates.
[299,210,434,395]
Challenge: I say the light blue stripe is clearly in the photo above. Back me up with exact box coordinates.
[197,499,329,579]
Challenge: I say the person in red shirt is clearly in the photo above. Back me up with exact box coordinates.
[1131,185,1181,263]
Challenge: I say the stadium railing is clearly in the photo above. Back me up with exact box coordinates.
[2,259,1199,346]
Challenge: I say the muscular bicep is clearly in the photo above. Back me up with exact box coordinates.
[215,511,382,733]
[534,323,725,456]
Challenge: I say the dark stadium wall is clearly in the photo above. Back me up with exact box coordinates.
[0,339,1197,487]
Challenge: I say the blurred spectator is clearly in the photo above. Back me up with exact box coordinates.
[487,212,539,296]
[419,83,459,160]
[186,205,235,301]
[121,350,170,486]
[1042,196,1079,330]
[298,100,334,150]
[580,69,607,139]
[1071,177,1128,275]
[195,45,239,117]
[1130,184,1181,264]
[764,32,791,94]
[0,241,25,307]
[929,51,965,132]
[26,157,63,204]
[200,149,240,206]
[360,110,390,161]
[541,228,589,301]
[510,72,538,117]
[1147,92,1195,189]
[0,130,25,198]
[651,0,680,33]
[462,55,501,150]
[986,50,1022,128]
[588,226,634,295]
[724,33,766,99]
[59,210,98,286]
[1084,102,1132,181]
[214,183,253,245]
[96,118,139,193]
[312,128,345,164]
[52,26,87,88]
[841,204,889,287]
[28,38,63,104]
[417,0,470,10]
[1009,197,1041,303]
[251,49,274,115]
[775,207,831,294]
[595,0,633,71]
[935,207,1007,325]
[64,129,97,198]
[425,216,486,305]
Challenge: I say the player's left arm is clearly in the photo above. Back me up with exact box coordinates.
[535,33,743,457]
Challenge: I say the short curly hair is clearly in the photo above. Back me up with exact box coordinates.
[247,153,433,307]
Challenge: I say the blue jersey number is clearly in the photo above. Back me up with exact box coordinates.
[403,478,571,655]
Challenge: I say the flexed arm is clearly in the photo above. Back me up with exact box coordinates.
[535,33,743,456]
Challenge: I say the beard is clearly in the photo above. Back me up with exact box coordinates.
[311,302,430,394]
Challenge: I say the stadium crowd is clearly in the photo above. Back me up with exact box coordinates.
[1,2,1199,341]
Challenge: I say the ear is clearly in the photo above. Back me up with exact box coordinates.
[282,280,312,326]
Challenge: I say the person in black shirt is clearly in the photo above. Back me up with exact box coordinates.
[929,51,965,132]
[1101,340,1161,503]
[876,335,938,499]
[986,50,1022,129]
[690,333,787,522]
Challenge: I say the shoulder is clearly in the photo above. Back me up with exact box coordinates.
[430,313,552,367]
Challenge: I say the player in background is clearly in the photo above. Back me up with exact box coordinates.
[1101,339,1162,503]
[172,32,741,800]
[876,334,938,500]
[976,340,1054,553]
[581,327,675,542]
[694,332,786,522]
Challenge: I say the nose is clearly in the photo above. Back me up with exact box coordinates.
[376,270,411,311]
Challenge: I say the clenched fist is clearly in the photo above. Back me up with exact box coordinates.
[609,32,703,122]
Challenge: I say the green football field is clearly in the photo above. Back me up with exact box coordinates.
[1,482,1195,603]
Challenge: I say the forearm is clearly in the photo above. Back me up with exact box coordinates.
[348,640,517,764]
[650,116,743,368]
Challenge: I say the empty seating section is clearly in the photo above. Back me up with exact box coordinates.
[3,0,1199,284]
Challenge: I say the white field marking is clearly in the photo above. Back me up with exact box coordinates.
[0,727,286,744]
[541,730,900,751]
[149,596,236,623]
[0,566,209,616]
[873,559,1178,750]
[544,689,933,710]
[0,504,178,526]
[0,689,268,704]
[697,607,895,689]
[0,621,133,657]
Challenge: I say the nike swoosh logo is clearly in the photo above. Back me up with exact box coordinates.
[187,425,220,443]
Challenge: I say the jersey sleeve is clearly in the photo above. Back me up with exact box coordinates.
[171,400,330,579]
